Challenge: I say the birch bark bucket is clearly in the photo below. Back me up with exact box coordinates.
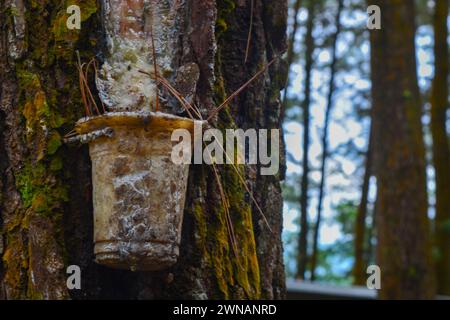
[74,112,196,271]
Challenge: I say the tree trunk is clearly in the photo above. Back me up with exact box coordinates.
[370,0,435,299]
[310,0,343,282]
[430,0,450,296]
[352,124,373,286]
[0,0,287,299]
[296,0,315,280]
[281,0,301,113]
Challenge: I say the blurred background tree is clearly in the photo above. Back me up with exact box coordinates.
[282,0,449,299]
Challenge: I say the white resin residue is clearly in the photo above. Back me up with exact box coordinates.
[98,0,180,111]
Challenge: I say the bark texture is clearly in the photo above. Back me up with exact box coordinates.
[0,0,287,299]
[430,0,450,296]
[370,0,435,299]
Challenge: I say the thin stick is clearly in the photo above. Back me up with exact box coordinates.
[244,0,254,63]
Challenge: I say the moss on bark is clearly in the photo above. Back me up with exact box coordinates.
[1,0,99,298]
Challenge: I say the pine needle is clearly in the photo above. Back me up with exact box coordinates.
[137,56,277,245]
[206,57,276,122]
[149,23,160,112]
[208,130,273,233]
[76,51,103,117]
[211,162,242,268]
[244,0,255,63]
[137,69,203,120]
[92,59,106,113]
[84,58,101,116]
[78,64,91,116]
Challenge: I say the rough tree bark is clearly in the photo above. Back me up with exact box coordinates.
[370,0,435,299]
[430,0,450,296]
[0,0,287,299]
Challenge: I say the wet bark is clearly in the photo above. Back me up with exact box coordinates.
[430,0,450,296]
[370,0,435,299]
[0,0,287,299]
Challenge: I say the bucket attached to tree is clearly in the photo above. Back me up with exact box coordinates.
[74,111,195,271]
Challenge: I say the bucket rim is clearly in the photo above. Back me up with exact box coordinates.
[75,111,205,135]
